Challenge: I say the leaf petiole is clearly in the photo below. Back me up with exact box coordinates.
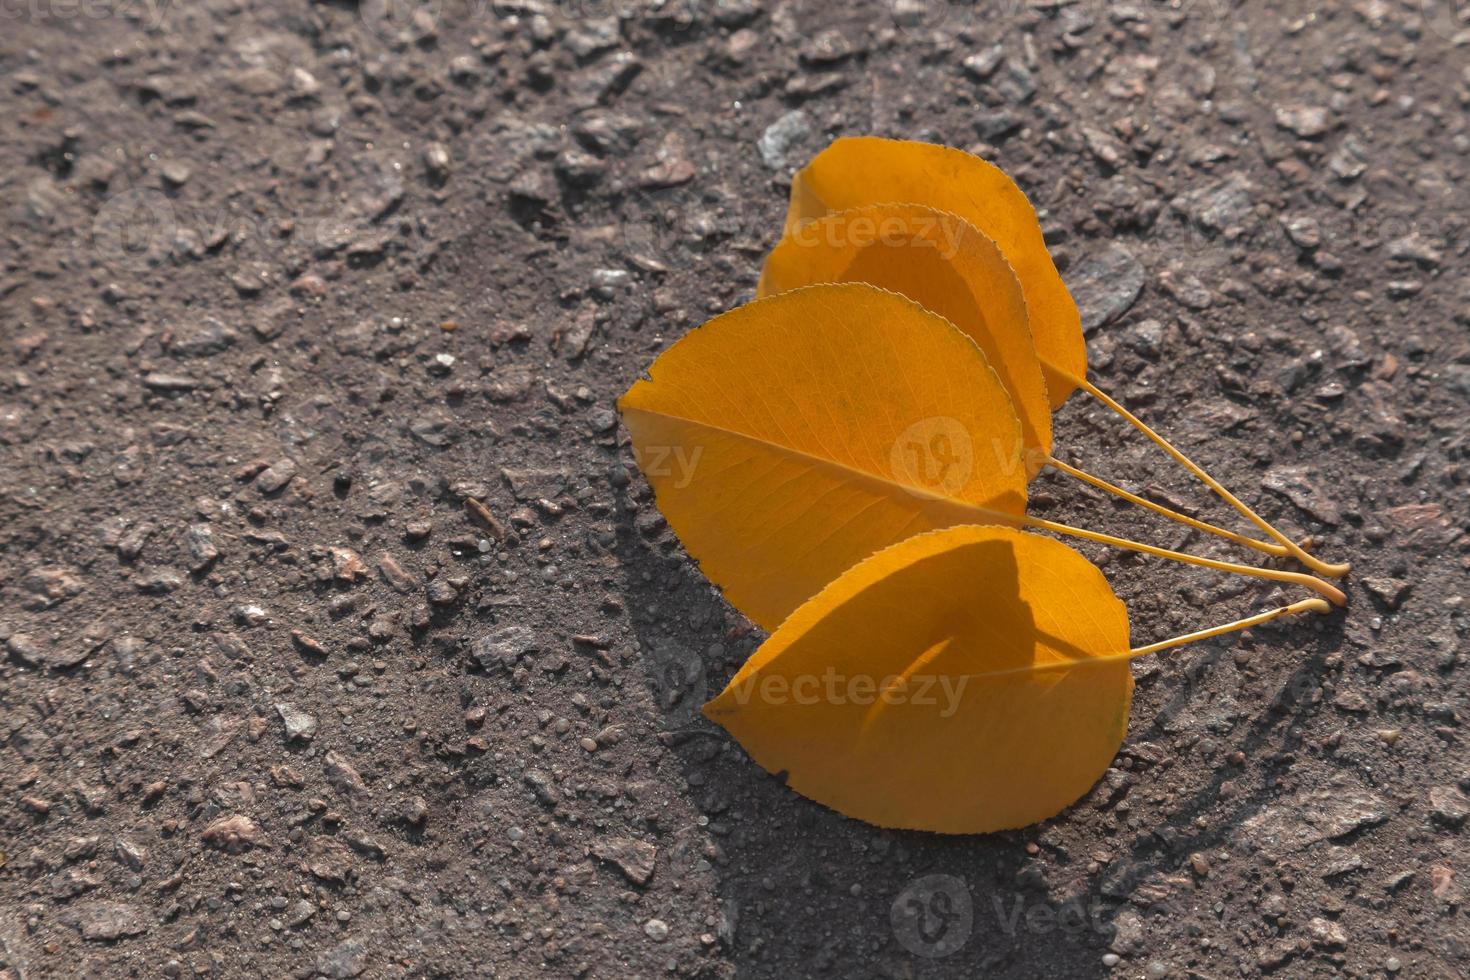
[1014,598,1332,676]
[1069,376,1350,579]
[1127,597,1332,658]
[981,509,1348,607]
[1045,455,1290,560]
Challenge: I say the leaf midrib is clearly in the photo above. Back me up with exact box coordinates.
[620,403,1022,518]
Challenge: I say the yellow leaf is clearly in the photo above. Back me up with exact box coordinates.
[618,283,1027,631]
[777,137,1086,408]
[703,524,1132,833]
[759,203,1051,474]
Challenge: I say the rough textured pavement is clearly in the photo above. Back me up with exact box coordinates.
[1,0,1468,977]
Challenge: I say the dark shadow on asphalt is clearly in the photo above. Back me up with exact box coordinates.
[612,483,1259,979]
[613,463,1351,978]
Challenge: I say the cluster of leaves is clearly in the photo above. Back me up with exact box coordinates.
[619,138,1344,833]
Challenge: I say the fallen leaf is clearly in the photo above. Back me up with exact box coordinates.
[776,137,1086,407]
[704,524,1132,833]
[619,282,1026,629]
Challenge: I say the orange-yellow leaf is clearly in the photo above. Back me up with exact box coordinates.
[778,137,1086,408]
[703,524,1132,833]
[618,283,1027,631]
[759,203,1051,474]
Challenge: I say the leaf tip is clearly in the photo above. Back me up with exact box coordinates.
[700,693,731,723]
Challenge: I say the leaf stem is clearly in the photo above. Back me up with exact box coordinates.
[1127,597,1332,658]
[989,598,1333,679]
[1070,376,1350,579]
[1045,455,1289,559]
[980,509,1347,607]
